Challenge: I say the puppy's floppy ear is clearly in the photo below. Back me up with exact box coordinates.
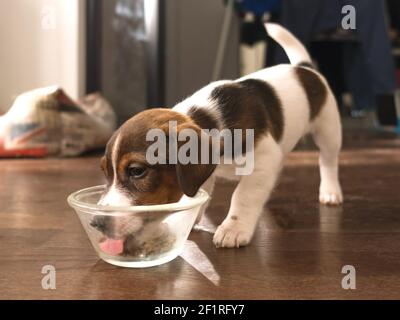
[176,162,216,197]
[175,122,217,197]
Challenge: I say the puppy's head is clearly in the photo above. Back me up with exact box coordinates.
[91,108,216,240]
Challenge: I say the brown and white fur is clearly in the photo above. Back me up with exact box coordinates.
[95,23,343,248]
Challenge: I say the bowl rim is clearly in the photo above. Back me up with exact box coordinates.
[67,185,209,214]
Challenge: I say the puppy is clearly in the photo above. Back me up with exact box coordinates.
[93,23,343,248]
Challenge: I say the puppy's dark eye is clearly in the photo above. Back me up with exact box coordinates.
[127,166,147,179]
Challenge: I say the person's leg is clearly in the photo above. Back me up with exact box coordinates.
[342,42,376,115]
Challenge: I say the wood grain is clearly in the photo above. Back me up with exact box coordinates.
[1,133,400,299]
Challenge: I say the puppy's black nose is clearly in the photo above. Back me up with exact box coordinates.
[90,216,108,233]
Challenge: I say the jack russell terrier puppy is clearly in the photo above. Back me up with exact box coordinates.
[94,23,343,248]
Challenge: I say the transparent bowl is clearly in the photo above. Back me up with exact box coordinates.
[67,185,209,268]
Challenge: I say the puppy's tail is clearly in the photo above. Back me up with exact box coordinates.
[265,23,313,68]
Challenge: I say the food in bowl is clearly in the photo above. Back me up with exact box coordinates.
[67,185,208,268]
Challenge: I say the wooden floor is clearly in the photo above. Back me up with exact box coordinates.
[1,131,400,299]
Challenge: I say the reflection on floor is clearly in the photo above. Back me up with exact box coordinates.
[0,126,399,299]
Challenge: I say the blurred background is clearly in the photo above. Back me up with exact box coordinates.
[2,1,400,301]
[0,0,399,135]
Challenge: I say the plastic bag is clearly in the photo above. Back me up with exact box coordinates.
[0,86,117,158]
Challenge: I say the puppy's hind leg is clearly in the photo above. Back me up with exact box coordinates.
[312,94,343,205]
[213,138,283,248]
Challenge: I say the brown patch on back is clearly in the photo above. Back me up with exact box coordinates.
[295,67,328,120]
[211,79,284,143]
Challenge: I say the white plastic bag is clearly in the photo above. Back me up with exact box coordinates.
[0,86,117,157]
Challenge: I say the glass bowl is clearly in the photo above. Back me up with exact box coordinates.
[67,185,209,268]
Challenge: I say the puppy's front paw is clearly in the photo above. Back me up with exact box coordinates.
[213,218,253,248]
[319,189,343,205]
